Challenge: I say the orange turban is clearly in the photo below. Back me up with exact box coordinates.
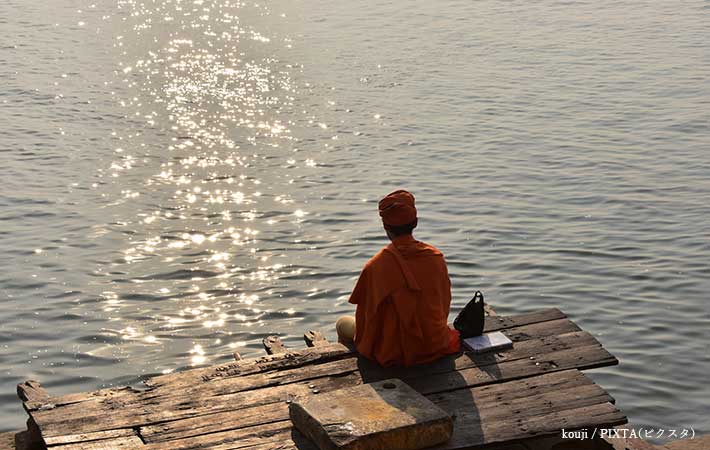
[378,190,417,226]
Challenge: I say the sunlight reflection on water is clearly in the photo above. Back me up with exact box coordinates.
[100,0,314,369]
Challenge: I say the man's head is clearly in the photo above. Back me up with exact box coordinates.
[378,190,418,240]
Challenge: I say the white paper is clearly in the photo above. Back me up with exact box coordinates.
[463,331,513,354]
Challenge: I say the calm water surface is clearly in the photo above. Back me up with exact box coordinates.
[1,0,709,440]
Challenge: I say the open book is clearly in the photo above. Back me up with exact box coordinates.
[462,331,513,354]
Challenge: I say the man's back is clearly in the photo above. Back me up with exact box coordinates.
[348,234,454,367]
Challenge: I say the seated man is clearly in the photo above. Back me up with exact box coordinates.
[337,190,460,367]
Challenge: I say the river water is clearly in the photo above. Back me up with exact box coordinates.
[1,0,709,440]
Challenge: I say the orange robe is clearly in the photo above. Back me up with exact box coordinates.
[348,234,459,367]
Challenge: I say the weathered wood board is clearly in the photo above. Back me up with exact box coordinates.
[15,308,625,450]
[263,335,288,355]
[44,370,625,450]
[0,432,16,450]
[290,378,454,450]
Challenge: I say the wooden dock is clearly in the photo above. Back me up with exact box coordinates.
[9,308,633,450]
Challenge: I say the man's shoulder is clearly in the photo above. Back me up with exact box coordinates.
[413,240,445,258]
[364,246,396,270]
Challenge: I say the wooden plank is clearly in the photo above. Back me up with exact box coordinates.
[429,368,600,406]
[439,402,626,449]
[50,436,144,449]
[43,429,138,447]
[22,386,140,413]
[145,317,578,400]
[139,401,286,443]
[23,344,353,420]
[239,404,625,450]
[33,323,588,436]
[31,326,607,440]
[135,336,611,444]
[441,384,613,424]
[405,344,617,395]
[144,342,352,390]
[227,430,319,450]
[502,318,579,343]
[143,421,295,450]
[263,335,287,355]
[35,316,580,425]
[139,369,600,444]
[34,360,362,438]
[289,379,454,450]
[17,380,49,403]
[135,370,623,450]
[303,330,328,347]
[17,380,49,413]
[0,432,16,450]
[352,325,588,384]
[484,308,565,333]
[145,308,564,391]
[28,311,605,447]
[243,431,529,450]
[71,381,618,450]
[34,372,361,440]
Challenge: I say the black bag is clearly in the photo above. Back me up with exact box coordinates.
[453,291,486,338]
